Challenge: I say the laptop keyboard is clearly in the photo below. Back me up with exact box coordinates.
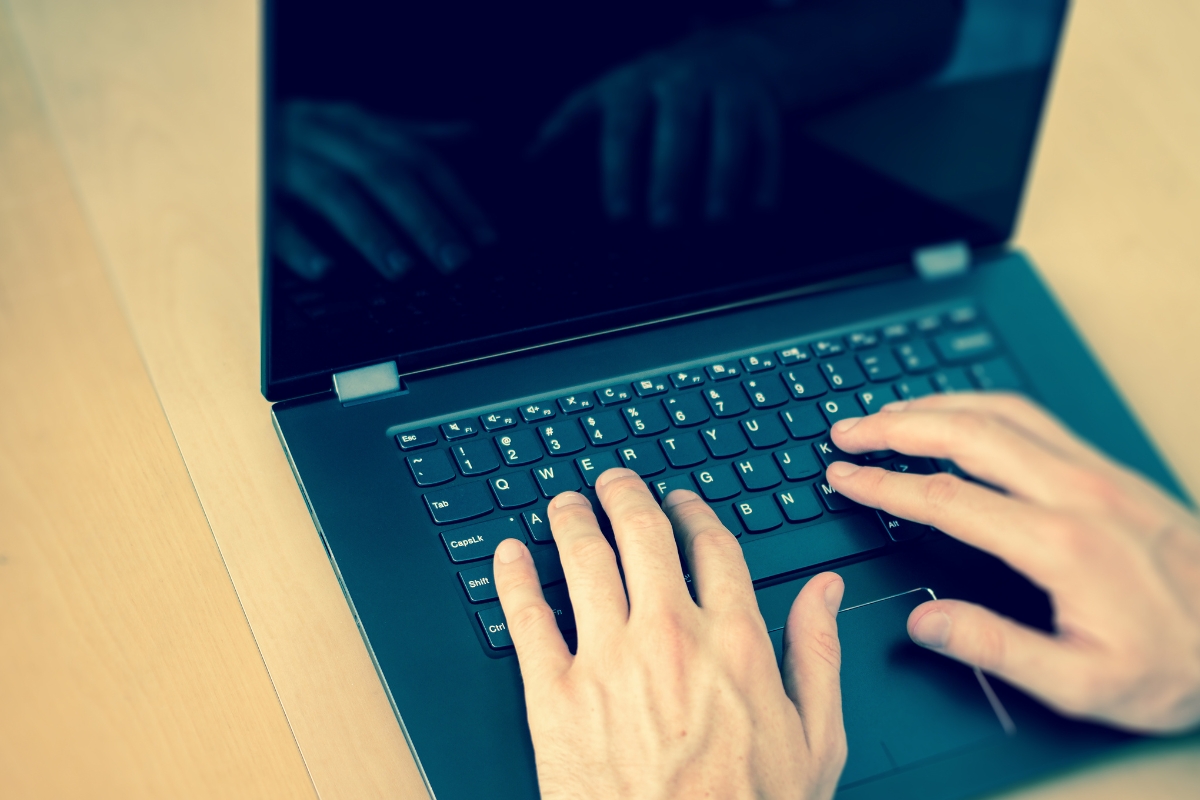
[395,303,1019,653]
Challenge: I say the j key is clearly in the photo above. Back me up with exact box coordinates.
[532,463,581,497]
[407,450,456,487]
[669,370,705,389]
[894,377,935,400]
[932,368,973,393]
[440,515,525,563]
[705,362,741,381]
[856,349,902,382]
[779,405,826,439]
[700,424,748,459]
[887,456,937,475]
[664,393,710,427]
[776,346,810,365]
[441,419,479,440]
[652,474,695,502]
[846,331,879,350]
[396,427,437,451]
[895,341,938,373]
[969,358,1021,391]
[477,606,513,649]
[933,328,996,364]
[818,397,860,426]
[538,422,587,456]
[741,415,787,449]
[623,402,670,437]
[915,314,942,333]
[811,339,844,358]
[576,450,621,487]
[742,377,788,409]
[780,365,827,399]
[489,472,538,509]
[882,322,910,341]
[522,504,553,542]
[660,433,708,468]
[813,437,863,467]
[948,305,979,325]
[712,501,744,536]
[595,385,632,405]
[703,385,750,418]
[734,495,784,533]
[520,403,556,422]
[856,388,892,414]
[819,357,866,391]
[494,429,543,466]
[423,481,494,524]
[617,441,667,477]
[480,411,517,432]
[878,511,926,543]
[775,488,823,523]
[580,411,628,446]
[557,394,594,414]
[741,354,775,373]
[452,440,501,476]
[775,447,821,481]
[633,377,669,397]
[734,455,784,492]
[815,480,855,512]
[693,465,741,501]
[459,547,566,603]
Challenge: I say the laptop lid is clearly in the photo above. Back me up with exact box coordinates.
[261,0,1068,401]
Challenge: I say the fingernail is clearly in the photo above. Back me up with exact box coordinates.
[882,401,909,413]
[438,243,471,272]
[495,537,525,564]
[912,610,952,648]
[384,249,410,278]
[824,578,845,615]
[832,418,861,434]
[826,461,860,478]
[661,488,699,509]
[594,467,637,488]
[552,492,591,509]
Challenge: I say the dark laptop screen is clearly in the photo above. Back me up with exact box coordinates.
[262,0,1067,400]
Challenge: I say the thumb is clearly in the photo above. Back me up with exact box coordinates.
[783,572,847,767]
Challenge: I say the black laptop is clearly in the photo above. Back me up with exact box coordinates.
[263,2,1189,797]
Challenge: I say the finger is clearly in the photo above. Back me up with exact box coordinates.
[600,83,651,220]
[546,491,629,638]
[753,99,782,210]
[908,599,1096,718]
[594,469,692,611]
[529,85,597,155]
[705,89,751,221]
[647,80,704,227]
[782,573,846,762]
[364,172,473,274]
[493,538,572,686]
[412,151,497,245]
[271,212,331,281]
[661,489,756,612]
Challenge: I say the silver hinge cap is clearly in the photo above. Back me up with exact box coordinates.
[332,361,403,406]
[913,240,971,280]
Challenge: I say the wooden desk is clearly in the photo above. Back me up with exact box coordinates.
[1,1,1196,797]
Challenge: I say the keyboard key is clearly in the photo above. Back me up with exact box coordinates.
[458,547,565,603]
[451,440,501,476]
[699,423,748,459]
[538,422,587,456]
[495,429,543,466]
[651,474,696,502]
[734,455,784,492]
[520,403,556,423]
[894,377,935,400]
[815,480,855,512]
[580,411,628,446]
[776,346,810,365]
[811,339,844,358]
[780,365,827,399]
[780,405,826,439]
[878,510,926,543]
[489,472,538,509]
[813,437,863,467]
[948,305,978,325]
[775,447,821,481]
[693,465,741,501]
[705,362,742,381]
[542,583,577,633]
[969,358,1021,391]
[933,328,996,364]
[711,501,744,536]
[741,353,776,373]
[741,516,887,582]
[819,357,866,391]
[557,394,595,414]
[669,370,706,389]
[424,482,494,524]
[617,442,667,477]
[406,450,455,487]
[818,397,860,426]
[664,393,711,426]
[775,488,823,523]
[441,515,525,563]
[742,377,788,409]
[477,606,513,649]
[932,368,973,393]
[734,496,783,533]
[856,349,902,382]
[741,415,788,449]
[915,314,942,333]
[846,331,879,350]
[882,322,910,341]
[480,411,517,432]
[660,433,708,468]
[395,427,437,451]
[703,385,750,418]
[595,384,632,405]
[633,377,669,397]
[576,450,621,487]
[623,402,670,437]
[441,419,479,440]
[895,341,938,373]
[887,456,937,475]
[856,387,891,413]
[532,463,582,497]
[522,504,553,542]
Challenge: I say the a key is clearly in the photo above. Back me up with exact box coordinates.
[856,349,902,382]
[813,437,863,467]
[741,415,787,449]
[423,482,494,524]
[660,433,708,468]
[703,385,750,418]
[733,455,784,492]
[711,502,744,537]
[810,339,844,358]
[580,411,628,446]
[452,440,501,476]
[969,358,1021,391]
[663,393,710,427]
[440,515,525,563]
[406,450,455,487]
[933,328,996,364]
[477,606,513,649]
[780,405,826,439]
[814,480,855,512]
[557,394,594,414]
[775,488,823,523]
[846,331,879,350]
[894,377,935,400]
[652,474,695,502]
[895,341,938,373]
[532,463,582,497]
[932,368,973,393]
[699,424,748,459]
[741,354,775,373]
[742,377,788,409]
[775,447,821,481]
[705,362,741,381]
[479,411,517,432]
[617,442,667,477]
[780,365,827,399]
[519,403,556,423]
[575,450,621,487]
[856,388,892,415]
[622,402,670,437]
[633,377,669,397]
[776,346,810,365]
[595,385,632,405]
[693,465,741,501]
[494,429,543,466]
[489,472,538,509]
[819,357,866,391]
[395,427,437,451]
[441,419,479,440]
[734,496,783,533]
[538,422,587,456]
[522,504,553,543]
[669,370,705,389]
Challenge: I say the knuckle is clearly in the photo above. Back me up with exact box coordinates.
[564,533,613,565]
[690,526,738,555]
[971,621,1009,673]
[509,601,555,634]
[921,472,965,514]
[806,630,842,672]
[620,508,669,535]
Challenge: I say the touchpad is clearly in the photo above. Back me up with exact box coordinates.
[769,589,1011,788]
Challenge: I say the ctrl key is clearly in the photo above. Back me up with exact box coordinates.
[477,606,513,650]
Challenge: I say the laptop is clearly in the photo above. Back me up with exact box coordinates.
[262,1,1189,797]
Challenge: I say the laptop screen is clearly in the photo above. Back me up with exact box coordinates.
[262,0,1067,400]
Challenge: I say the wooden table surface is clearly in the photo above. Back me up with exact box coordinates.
[1,1,1197,797]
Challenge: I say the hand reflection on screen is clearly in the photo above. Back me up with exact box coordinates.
[272,101,495,281]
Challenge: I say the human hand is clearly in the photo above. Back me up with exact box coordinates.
[827,392,1200,733]
[493,469,847,799]
[272,101,494,280]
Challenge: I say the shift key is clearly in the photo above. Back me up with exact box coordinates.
[441,516,526,563]
[424,481,494,524]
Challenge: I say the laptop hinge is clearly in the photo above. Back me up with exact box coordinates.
[332,361,405,406]
[912,240,971,281]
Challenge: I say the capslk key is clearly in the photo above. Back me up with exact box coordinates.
[440,515,526,563]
